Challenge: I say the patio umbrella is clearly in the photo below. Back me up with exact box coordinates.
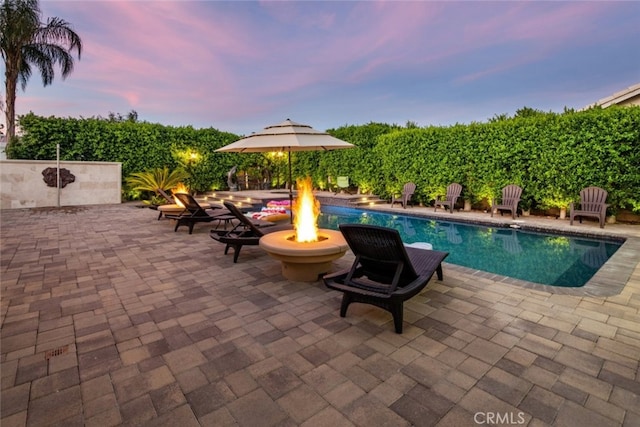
[215,119,354,220]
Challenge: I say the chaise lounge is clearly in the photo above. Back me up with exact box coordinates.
[154,188,185,220]
[164,193,228,234]
[323,224,448,333]
[210,201,292,263]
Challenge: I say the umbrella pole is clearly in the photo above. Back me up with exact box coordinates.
[288,149,293,224]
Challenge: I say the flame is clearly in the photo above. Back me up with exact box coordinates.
[172,183,189,207]
[293,177,320,242]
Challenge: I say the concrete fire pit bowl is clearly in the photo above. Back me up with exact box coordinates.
[259,229,349,282]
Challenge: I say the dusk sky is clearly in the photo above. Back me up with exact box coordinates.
[4,1,639,136]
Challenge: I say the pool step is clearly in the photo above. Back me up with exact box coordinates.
[202,190,387,210]
[348,196,387,207]
[315,193,387,208]
[201,192,266,210]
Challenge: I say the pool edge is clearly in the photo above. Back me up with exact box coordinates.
[336,204,638,297]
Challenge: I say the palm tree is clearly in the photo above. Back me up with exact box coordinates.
[1,0,82,148]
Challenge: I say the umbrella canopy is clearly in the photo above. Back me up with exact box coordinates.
[216,119,355,223]
[215,119,354,153]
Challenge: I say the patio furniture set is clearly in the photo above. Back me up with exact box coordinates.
[152,191,448,333]
[153,183,608,334]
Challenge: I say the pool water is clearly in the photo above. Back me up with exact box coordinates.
[318,206,622,287]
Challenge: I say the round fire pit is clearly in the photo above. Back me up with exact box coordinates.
[259,229,349,282]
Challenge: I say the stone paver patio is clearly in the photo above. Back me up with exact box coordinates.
[1,202,639,426]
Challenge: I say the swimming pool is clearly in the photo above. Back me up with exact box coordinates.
[318,206,622,287]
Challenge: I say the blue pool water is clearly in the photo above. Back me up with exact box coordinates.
[318,206,622,287]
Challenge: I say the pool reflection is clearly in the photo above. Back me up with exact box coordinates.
[318,206,621,287]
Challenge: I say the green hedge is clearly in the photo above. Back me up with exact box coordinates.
[9,106,640,213]
[8,113,245,193]
[294,122,402,192]
[297,107,640,214]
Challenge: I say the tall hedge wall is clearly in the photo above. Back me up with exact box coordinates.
[294,122,403,193]
[8,113,249,192]
[9,106,640,213]
[367,107,640,213]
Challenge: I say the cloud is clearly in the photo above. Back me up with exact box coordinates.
[9,0,637,135]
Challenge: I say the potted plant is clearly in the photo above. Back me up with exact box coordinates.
[541,193,572,219]
[519,196,534,216]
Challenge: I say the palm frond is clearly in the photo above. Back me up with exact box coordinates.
[125,167,189,193]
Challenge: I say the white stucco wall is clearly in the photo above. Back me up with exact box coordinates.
[0,160,121,209]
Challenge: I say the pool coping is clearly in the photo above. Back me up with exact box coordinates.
[325,204,638,297]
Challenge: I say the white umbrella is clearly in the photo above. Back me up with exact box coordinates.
[215,119,354,217]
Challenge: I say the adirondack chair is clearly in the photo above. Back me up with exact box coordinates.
[391,182,416,208]
[434,183,462,213]
[570,186,608,228]
[335,176,352,194]
[491,185,522,220]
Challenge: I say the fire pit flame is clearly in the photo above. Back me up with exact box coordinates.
[260,176,348,281]
[293,177,320,243]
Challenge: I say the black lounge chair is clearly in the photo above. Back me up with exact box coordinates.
[154,188,184,220]
[570,186,608,229]
[323,224,448,333]
[391,182,416,209]
[154,188,225,220]
[434,183,462,213]
[155,188,173,203]
[210,201,291,263]
[164,193,227,234]
[491,184,522,220]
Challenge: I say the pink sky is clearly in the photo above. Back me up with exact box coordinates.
[3,1,639,136]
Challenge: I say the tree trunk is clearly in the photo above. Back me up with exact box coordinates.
[4,61,18,145]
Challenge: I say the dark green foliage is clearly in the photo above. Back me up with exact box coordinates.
[9,112,242,193]
[9,106,640,213]
[125,166,189,202]
[295,122,402,193]
[296,107,640,214]
[367,106,639,213]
